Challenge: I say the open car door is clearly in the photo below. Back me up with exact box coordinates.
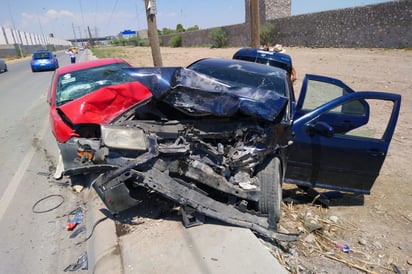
[285,74,401,194]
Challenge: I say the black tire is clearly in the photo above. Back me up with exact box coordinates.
[4,64,7,72]
[257,157,282,227]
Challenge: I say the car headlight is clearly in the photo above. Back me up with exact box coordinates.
[101,125,148,151]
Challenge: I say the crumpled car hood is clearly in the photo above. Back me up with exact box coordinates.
[55,66,288,144]
[58,81,152,125]
[123,67,288,121]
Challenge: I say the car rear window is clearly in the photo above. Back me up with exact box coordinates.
[33,52,51,59]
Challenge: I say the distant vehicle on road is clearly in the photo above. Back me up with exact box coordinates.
[30,50,59,72]
[0,58,7,73]
[68,47,79,54]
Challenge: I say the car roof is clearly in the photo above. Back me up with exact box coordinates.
[33,50,52,53]
[55,58,130,75]
[188,57,288,75]
[32,50,53,58]
[233,48,293,74]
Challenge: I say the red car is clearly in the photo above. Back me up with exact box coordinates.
[47,58,152,177]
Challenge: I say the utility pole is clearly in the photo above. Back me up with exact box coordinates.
[87,26,94,47]
[72,23,77,45]
[7,1,23,58]
[250,0,260,48]
[144,0,163,66]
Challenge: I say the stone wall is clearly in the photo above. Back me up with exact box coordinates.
[160,1,411,48]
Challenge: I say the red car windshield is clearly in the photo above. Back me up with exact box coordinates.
[55,63,134,106]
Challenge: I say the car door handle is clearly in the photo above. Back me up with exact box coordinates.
[368,149,385,157]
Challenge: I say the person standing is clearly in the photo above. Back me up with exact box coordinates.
[272,44,297,83]
[65,49,76,64]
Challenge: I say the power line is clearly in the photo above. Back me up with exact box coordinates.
[107,0,119,30]
[79,0,86,29]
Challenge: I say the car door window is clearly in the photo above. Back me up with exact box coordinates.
[299,76,369,133]
[296,75,355,114]
[342,98,393,140]
[302,80,346,110]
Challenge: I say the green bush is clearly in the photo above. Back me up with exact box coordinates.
[209,28,228,48]
[260,23,275,47]
[169,35,182,48]
[127,36,140,46]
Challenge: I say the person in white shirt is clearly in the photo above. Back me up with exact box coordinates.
[65,49,76,64]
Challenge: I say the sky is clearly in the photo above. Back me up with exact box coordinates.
[1,0,391,40]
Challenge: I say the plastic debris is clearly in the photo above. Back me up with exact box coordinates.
[64,251,88,272]
[69,225,86,239]
[67,207,84,231]
[336,243,350,253]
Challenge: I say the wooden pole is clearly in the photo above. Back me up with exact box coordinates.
[144,0,163,66]
[250,0,260,48]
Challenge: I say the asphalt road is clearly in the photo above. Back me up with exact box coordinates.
[0,52,87,273]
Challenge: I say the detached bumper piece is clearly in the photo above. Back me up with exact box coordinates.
[93,166,299,242]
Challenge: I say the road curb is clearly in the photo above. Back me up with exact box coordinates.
[80,48,123,273]
[83,188,123,274]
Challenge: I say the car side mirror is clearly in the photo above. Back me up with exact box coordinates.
[307,121,334,138]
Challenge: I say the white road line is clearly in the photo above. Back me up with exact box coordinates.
[0,118,49,221]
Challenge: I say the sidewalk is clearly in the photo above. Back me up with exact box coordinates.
[85,188,288,274]
[80,49,288,274]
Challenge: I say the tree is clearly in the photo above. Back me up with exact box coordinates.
[162,27,175,35]
[186,25,200,32]
[176,24,185,33]
[260,23,274,46]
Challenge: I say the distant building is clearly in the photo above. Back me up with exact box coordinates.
[120,30,137,39]
[138,29,148,40]
[245,0,291,23]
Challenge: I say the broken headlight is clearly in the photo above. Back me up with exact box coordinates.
[101,125,148,151]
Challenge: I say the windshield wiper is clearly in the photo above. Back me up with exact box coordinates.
[57,99,74,106]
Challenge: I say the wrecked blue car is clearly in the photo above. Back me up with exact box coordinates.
[58,56,401,241]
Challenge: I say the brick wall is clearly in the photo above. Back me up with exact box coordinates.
[160,1,411,48]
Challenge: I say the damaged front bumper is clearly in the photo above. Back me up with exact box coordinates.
[85,129,297,241]
[93,167,297,241]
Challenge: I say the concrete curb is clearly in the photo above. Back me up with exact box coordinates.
[83,189,123,274]
[80,49,122,274]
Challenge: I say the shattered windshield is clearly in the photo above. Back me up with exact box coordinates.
[56,63,134,106]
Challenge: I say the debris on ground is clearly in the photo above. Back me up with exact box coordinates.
[66,207,84,231]
[64,251,88,272]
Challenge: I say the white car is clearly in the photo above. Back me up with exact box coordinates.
[0,58,7,73]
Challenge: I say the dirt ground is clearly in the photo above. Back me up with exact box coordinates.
[116,46,412,274]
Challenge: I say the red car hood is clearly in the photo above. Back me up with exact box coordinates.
[58,81,152,125]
